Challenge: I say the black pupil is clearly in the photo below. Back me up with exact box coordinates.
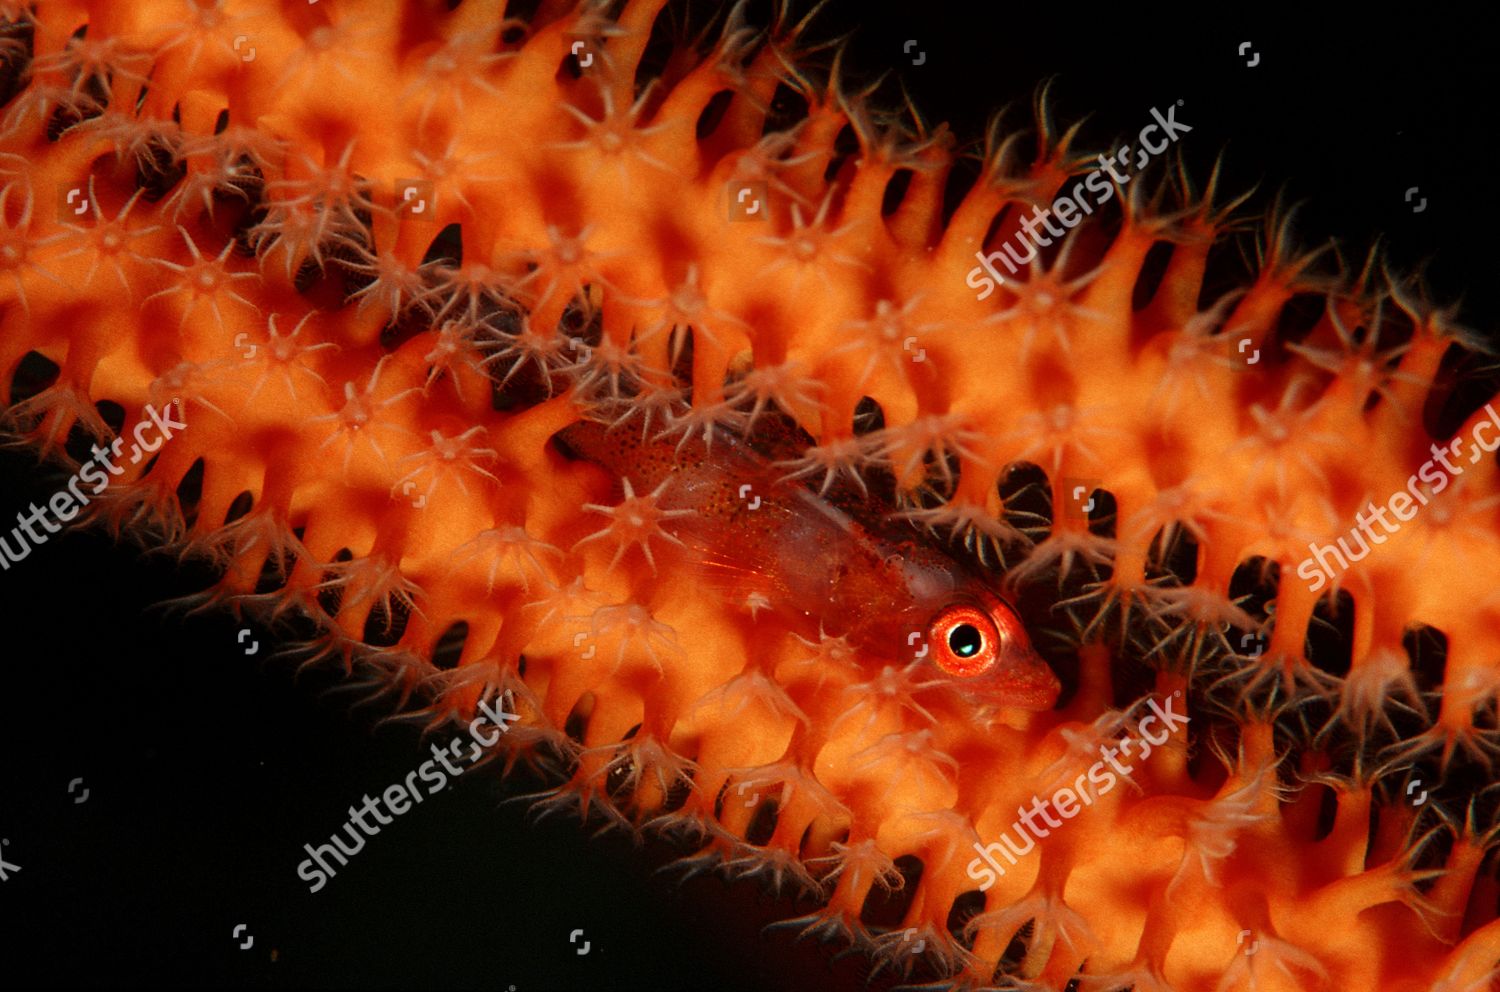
[948,623,983,658]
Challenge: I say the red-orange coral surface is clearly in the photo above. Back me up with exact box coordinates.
[3,2,1499,989]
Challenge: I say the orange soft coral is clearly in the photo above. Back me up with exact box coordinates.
[3,2,1499,989]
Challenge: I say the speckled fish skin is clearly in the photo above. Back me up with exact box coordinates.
[557,417,1060,709]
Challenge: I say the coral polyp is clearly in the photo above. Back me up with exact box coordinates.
[3,2,1499,989]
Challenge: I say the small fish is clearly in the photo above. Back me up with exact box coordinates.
[555,418,1061,710]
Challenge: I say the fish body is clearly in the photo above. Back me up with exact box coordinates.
[557,419,1061,710]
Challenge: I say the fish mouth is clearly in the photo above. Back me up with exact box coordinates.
[1011,655,1065,710]
[964,647,1064,712]
[972,590,1063,709]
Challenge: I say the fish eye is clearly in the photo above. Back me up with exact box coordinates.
[930,604,999,677]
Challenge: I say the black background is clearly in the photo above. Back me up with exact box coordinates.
[1,4,1495,991]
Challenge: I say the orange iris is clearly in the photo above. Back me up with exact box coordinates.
[930,603,1000,677]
